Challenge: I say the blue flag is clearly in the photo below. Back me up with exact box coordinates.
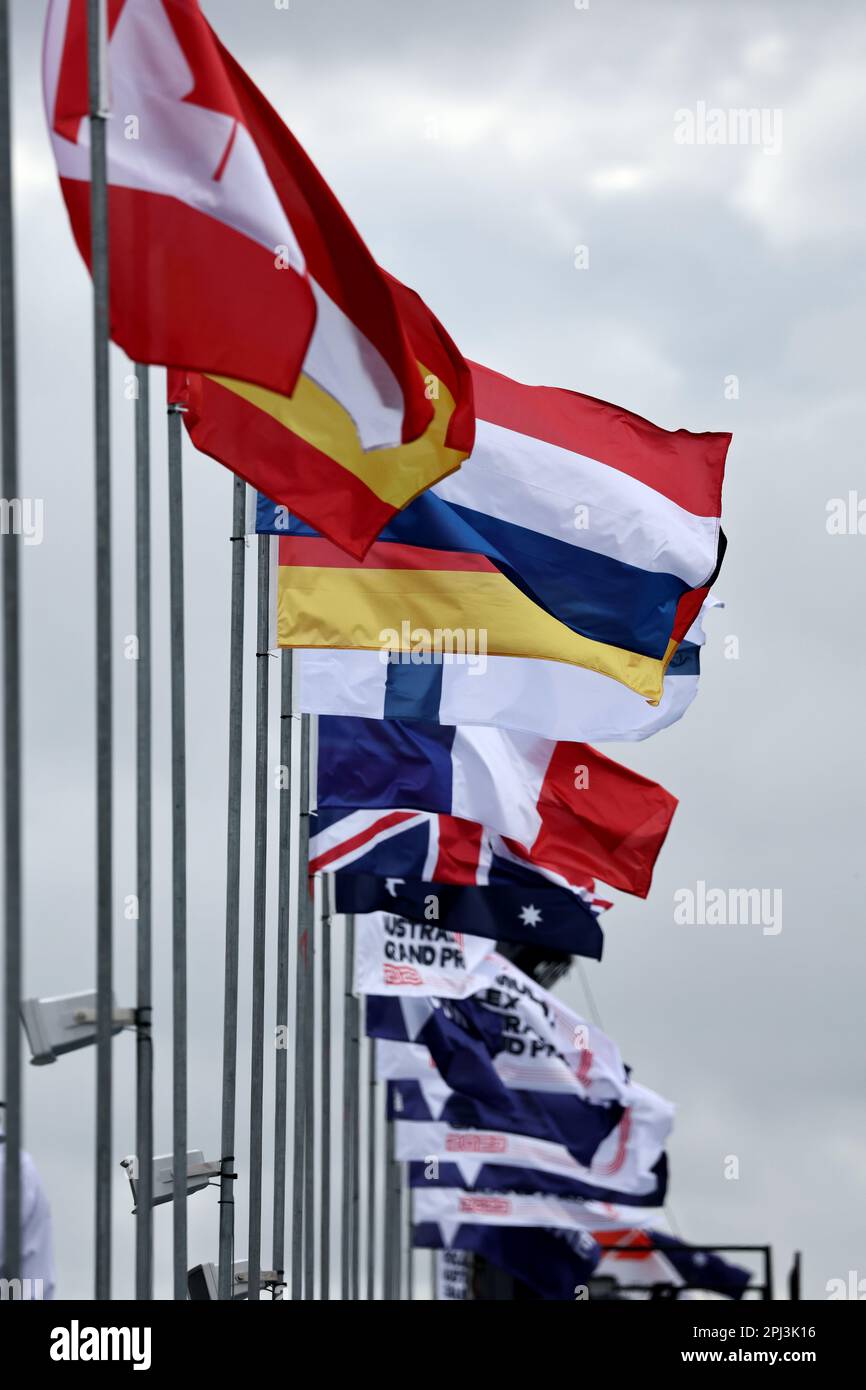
[413,1222,600,1300]
[335,872,604,960]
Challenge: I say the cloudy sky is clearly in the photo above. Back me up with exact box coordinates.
[3,0,865,1300]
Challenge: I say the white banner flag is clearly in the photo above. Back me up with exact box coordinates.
[353,913,494,997]
[394,1076,673,1199]
[369,955,629,1105]
[413,1187,659,1248]
[435,1249,473,1301]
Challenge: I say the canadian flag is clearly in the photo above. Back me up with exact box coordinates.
[43,0,432,446]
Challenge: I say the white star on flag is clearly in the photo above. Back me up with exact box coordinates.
[518,904,542,928]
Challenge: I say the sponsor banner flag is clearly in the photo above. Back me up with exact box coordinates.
[407,1156,667,1207]
[415,1223,600,1301]
[316,719,677,897]
[366,952,629,1105]
[336,871,605,960]
[264,357,729,703]
[435,1249,473,1301]
[45,0,469,556]
[310,808,613,907]
[352,913,493,998]
[388,1079,622,1169]
[294,598,722,742]
[413,1188,658,1247]
[596,1229,751,1300]
[392,1075,672,1206]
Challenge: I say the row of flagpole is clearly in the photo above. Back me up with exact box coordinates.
[0,0,415,1302]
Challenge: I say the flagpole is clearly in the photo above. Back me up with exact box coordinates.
[247,536,271,1301]
[383,1114,397,1300]
[291,711,312,1298]
[319,875,332,1300]
[349,936,361,1301]
[271,648,293,1297]
[366,1036,376,1300]
[391,1137,402,1300]
[87,0,113,1302]
[0,0,22,1289]
[405,1186,414,1302]
[167,401,188,1301]
[303,852,316,1298]
[217,477,246,1300]
[133,363,153,1299]
[340,912,356,1299]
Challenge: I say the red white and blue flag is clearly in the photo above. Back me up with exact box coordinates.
[315,719,678,897]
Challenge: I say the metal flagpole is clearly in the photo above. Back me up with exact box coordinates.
[247,537,271,1301]
[303,847,316,1298]
[406,1184,414,1302]
[167,401,188,1300]
[319,875,331,1300]
[366,1036,376,1300]
[340,913,356,1299]
[291,711,312,1298]
[0,0,22,1289]
[271,648,293,1297]
[133,363,153,1299]
[391,1132,402,1300]
[383,1114,397,1300]
[349,939,361,1302]
[87,0,113,1302]
[218,477,246,1300]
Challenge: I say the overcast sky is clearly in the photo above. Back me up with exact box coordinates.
[3,0,865,1300]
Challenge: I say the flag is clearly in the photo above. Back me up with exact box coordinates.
[310,808,612,908]
[293,598,722,741]
[413,1188,658,1244]
[414,1224,601,1301]
[44,1,468,554]
[388,1078,622,1169]
[376,981,627,1166]
[595,1230,751,1299]
[175,270,474,557]
[352,913,494,998]
[316,718,678,897]
[365,953,630,1105]
[335,871,606,961]
[266,358,729,702]
[407,1158,667,1206]
[393,1074,673,1206]
[435,1250,473,1301]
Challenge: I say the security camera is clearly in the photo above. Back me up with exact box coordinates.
[120,1150,222,1209]
[20,991,133,1065]
[187,1261,280,1300]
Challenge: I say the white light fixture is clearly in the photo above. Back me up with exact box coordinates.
[120,1150,222,1210]
[20,990,133,1065]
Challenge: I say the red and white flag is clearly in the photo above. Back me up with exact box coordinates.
[44,0,433,441]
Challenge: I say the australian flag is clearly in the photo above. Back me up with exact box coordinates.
[312,808,608,960]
